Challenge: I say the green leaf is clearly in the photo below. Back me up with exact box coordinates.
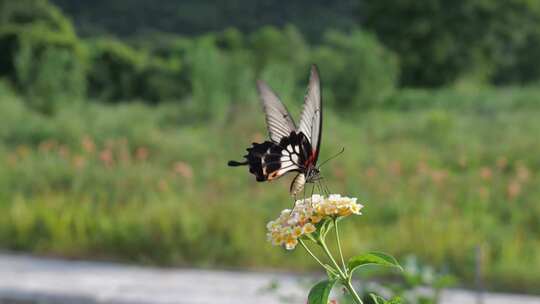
[347,252,403,275]
[370,294,403,304]
[370,293,387,304]
[307,279,336,304]
[387,296,403,304]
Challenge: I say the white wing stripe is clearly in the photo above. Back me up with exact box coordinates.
[267,121,292,137]
[297,65,321,154]
[258,80,297,143]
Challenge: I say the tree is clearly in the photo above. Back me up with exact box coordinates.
[0,0,86,113]
[358,0,540,86]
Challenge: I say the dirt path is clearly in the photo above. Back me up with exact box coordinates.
[0,253,538,304]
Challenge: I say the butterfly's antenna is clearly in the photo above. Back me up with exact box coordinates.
[317,147,345,169]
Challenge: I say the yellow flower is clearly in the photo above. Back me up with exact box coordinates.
[292,226,303,238]
[310,215,322,223]
[338,207,353,217]
[284,236,298,250]
[271,233,283,246]
[298,214,308,225]
[350,203,363,215]
[303,223,316,234]
[327,205,339,215]
[266,194,362,250]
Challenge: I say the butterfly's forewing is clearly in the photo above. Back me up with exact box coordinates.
[257,80,297,144]
[297,65,322,163]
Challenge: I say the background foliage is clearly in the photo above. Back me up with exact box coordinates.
[359,0,540,86]
[1,0,539,295]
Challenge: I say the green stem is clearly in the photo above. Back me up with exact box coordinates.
[323,222,363,304]
[334,218,347,272]
[344,278,364,304]
[298,239,337,276]
[319,235,347,279]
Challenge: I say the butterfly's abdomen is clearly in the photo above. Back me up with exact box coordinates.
[290,173,306,196]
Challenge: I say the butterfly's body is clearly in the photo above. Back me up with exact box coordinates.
[228,65,322,196]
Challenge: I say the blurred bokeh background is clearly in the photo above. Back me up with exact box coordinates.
[0,0,539,296]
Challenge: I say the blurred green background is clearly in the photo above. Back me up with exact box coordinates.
[1,0,539,295]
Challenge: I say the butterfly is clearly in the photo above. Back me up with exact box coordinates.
[228,64,322,197]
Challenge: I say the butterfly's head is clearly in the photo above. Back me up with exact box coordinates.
[306,166,321,183]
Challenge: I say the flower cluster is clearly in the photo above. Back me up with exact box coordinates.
[266,194,363,250]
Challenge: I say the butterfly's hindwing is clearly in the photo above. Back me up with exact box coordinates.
[230,132,313,182]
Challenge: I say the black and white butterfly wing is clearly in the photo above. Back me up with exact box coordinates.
[229,65,322,198]
[228,132,310,183]
[257,80,297,144]
[297,65,322,164]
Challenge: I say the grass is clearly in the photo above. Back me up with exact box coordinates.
[0,87,539,294]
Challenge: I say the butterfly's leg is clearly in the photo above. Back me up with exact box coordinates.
[321,178,330,195]
[309,183,315,207]
[303,181,307,202]
[289,192,298,215]
[292,187,302,214]
[316,181,323,195]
